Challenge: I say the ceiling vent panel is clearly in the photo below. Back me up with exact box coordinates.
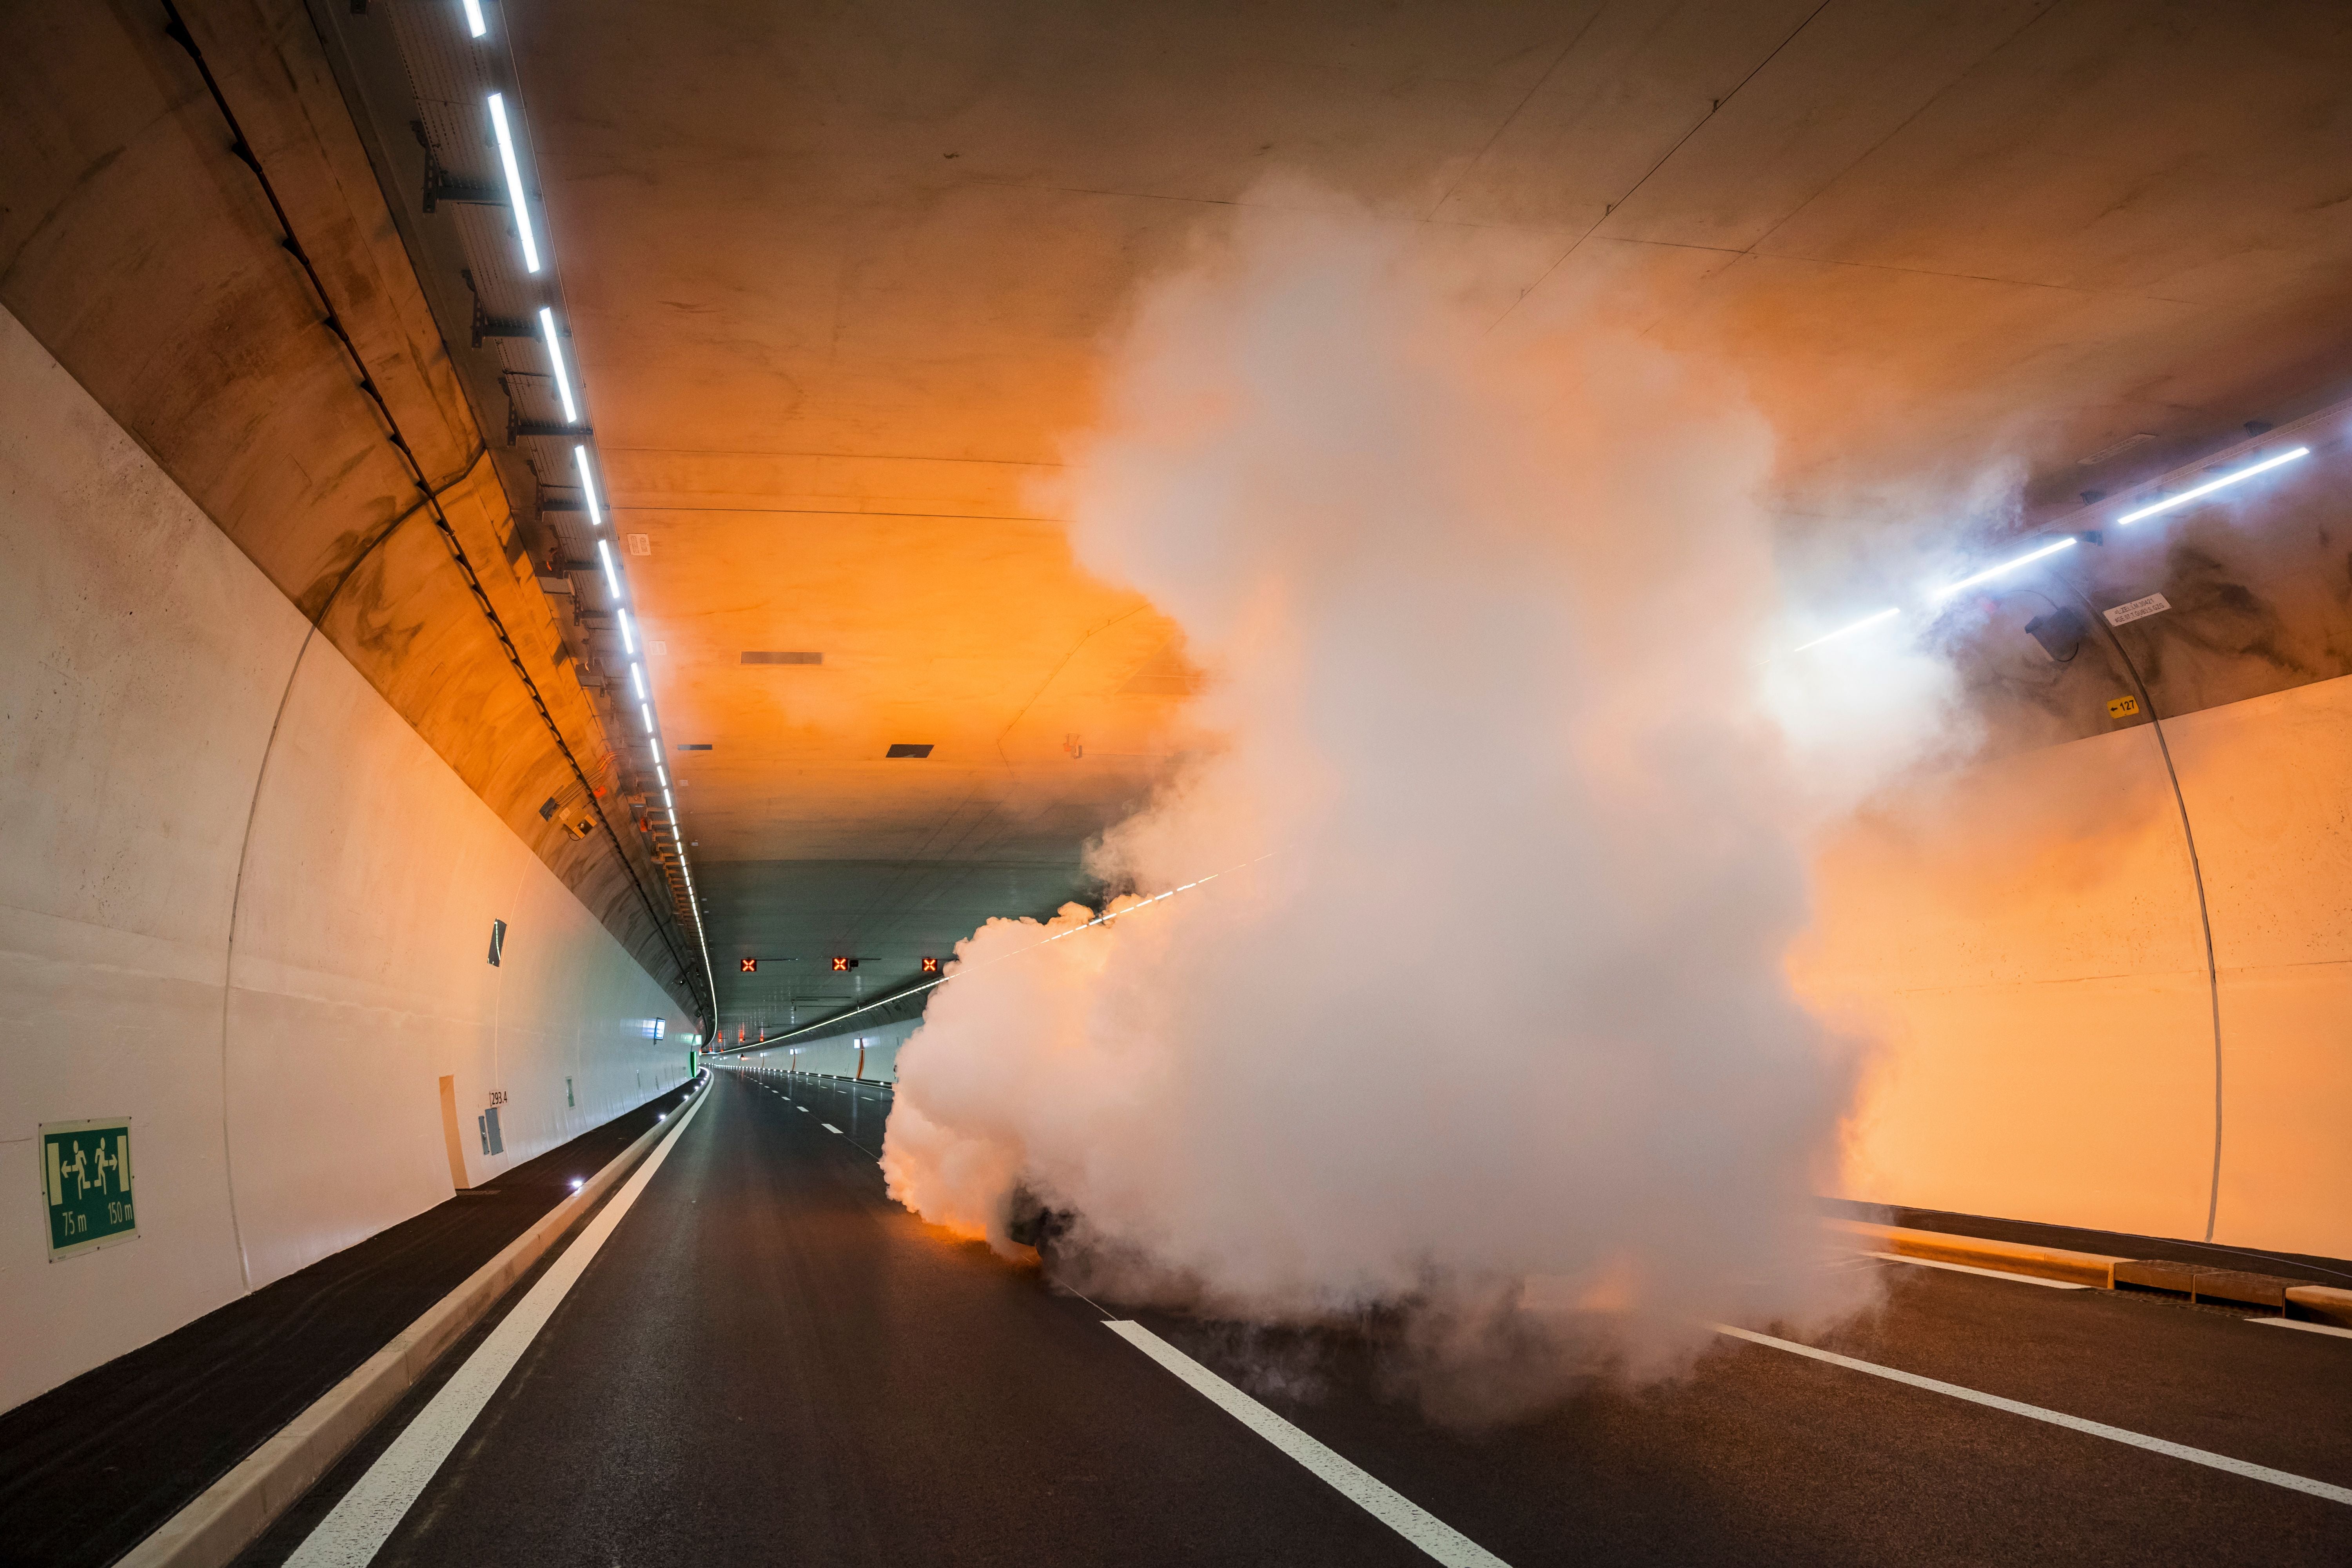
[886,744,934,759]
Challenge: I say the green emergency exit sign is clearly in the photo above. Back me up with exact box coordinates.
[42,1118,136,1261]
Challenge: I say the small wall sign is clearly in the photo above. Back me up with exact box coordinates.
[2108,695,2142,719]
[42,1119,136,1261]
[2103,593,2172,627]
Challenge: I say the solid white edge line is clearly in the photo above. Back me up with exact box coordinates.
[284,1089,712,1566]
[2249,1317,2352,1341]
[1103,1321,1511,1567]
[1713,1324,2352,1506]
[1865,1251,2091,1289]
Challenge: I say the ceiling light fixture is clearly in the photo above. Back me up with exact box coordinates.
[2116,446,2309,526]
[1930,537,2077,600]
[1792,607,1901,653]
[630,662,647,699]
[616,606,637,654]
[573,445,604,527]
[640,702,655,735]
[485,93,540,274]
[461,0,487,38]
[539,307,578,423]
[596,537,622,599]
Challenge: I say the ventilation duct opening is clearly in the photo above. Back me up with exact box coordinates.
[886,744,933,758]
[741,651,822,664]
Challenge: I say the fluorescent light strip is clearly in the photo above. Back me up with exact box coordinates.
[596,537,622,599]
[657,764,668,787]
[1797,441,2318,658]
[573,446,604,527]
[1792,607,1902,654]
[2116,446,2309,526]
[538,308,578,423]
[630,662,646,699]
[616,606,635,653]
[1930,537,2076,600]
[639,702,655,735]
[461,0,486,38]
[485,94,540,274]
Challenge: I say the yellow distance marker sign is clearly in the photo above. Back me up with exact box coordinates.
[2108,695,2142,719]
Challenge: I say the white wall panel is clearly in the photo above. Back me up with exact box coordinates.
[751,1018,916,1081]
[1811,671,2352,1258]
[0,305,692,1412]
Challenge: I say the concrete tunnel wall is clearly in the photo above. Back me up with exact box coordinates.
[0,307,696,1414]
[1808,668,2352,1261]
[739,1018,919,1083]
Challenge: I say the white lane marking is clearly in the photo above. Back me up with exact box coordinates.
[1866,1251,2091,1289]
[1714,1324,2352,1506]
[822,1123,842,1134]
[796,1106,808,1113]
[1104,1321,1511,1566]
[285,1090,711,1565]
[2249,1317,2352,1341]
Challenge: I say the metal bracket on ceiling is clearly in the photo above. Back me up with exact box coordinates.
[471,294,539,348]
[506,396,590,445]
[412,120,505,214]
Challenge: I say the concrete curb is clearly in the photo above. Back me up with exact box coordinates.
[1831,1219,2352,1326]
[117,1081,705,1568]
[1826,1218,2129,1287]
[2283,1285,2352,1327]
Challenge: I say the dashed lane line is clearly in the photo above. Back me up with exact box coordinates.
[2250,1317,2352,1341]
[1713,1324,2352,1506]
[1105,1321,1511,1566]
[1866,1252,2091,1289]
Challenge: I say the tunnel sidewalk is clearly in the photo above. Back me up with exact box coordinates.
[0,1082,697,1568]
[1815,1197,2352,1290]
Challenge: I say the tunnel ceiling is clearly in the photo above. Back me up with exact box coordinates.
[9,1,2352,1038]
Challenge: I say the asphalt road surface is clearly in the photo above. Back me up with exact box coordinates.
[233,1067,2352,1566]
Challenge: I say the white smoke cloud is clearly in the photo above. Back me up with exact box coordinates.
[881,198,1961,1421]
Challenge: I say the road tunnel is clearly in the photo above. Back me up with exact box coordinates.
[2,2,2349,1564]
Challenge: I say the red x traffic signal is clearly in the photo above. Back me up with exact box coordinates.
[740,957,757,973]
[830,956,850,972]
[920,956,940,975]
